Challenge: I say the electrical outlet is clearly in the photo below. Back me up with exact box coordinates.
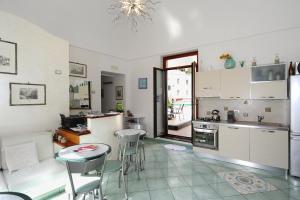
[224,107,228,111]
[206,111,211,115]
[265,107,272,112]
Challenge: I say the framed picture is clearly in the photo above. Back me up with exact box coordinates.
[0,39,17,75]
[116,86,123,100]
[69,62,87,78]
[10,83,46,106]
[138,78,147,89]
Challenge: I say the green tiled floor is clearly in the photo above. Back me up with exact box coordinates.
[52,140,300,200]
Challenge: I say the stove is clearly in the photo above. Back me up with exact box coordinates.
[192,119,219,150]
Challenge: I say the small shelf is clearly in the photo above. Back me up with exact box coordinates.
[53,140,76,148]
[251,63,286,82]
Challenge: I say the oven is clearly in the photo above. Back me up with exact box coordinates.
[192,121,219,150]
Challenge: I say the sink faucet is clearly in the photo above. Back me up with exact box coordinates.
[258,115,264,123]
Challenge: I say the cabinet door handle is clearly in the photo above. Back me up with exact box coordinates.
[230,97,234,99]
[261,129,276,133]
[268,96,275,99]
[228,126,239,130]
[236,97,241,98]
[203,87,209,90]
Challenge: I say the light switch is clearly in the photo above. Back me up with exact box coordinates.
[265,107,272,112]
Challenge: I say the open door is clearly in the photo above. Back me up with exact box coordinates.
[153,68,167,138]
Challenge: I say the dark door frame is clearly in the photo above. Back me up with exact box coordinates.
[153,51,198,142]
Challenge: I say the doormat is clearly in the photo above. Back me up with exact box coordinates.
[218,171,277,195]
[164,144,187,151]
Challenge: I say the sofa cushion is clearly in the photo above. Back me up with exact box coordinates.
[1,132,53,170]
[3,158,67,199]
[5,141,39,173]
[0,171,8,192]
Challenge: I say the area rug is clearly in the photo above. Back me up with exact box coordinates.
[218,171,277,194]
[164,144,187,151]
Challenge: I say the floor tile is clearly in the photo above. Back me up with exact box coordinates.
[127,179,148,193]
[171,187,198,200]
[146,178,169,190]
[283,187,300,200]
[192,185,220,200]
[210,182,240,197]
[167,176,189,188]
[149,189,175,200]
[129,191,150,200]
[262,190,296,200]
[264,177,291,189]
[243,192,269,200]
[106,181,125,194]
[183,174,206,186]
[202,173,226,184]
[223,195,247,200]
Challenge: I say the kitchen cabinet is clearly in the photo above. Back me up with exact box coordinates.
[195,70,221,97]
[250,63,287,99]
[219,125,250,161]
[220,68,251,99]
[251,81,287,99]
[250,129,288,169]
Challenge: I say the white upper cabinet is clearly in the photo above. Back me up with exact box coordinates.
[195,70,221,97]
[250,64,287,99]
[220,68,251,99]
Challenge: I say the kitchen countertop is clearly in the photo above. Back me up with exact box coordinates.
[193,120,289,131]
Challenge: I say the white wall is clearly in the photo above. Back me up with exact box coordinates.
[128,27,300,137]
[69,46,129,115]
[0,11,69,135]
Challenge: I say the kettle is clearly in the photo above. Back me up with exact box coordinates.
[211,110,221,121]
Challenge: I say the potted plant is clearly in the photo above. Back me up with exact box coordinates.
[220,53,236,69]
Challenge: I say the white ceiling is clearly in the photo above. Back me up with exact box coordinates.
[1,0,300,60]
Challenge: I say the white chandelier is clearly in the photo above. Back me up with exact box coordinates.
[109,0,160,31]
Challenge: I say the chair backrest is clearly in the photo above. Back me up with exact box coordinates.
[117,132,140,158]
[66,153,107,196]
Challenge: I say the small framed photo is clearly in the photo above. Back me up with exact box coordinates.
[69,62,87,78]
[116,86,123,100]
[0,39,17,75]
[10,83,46,106]
[138,78,147,89]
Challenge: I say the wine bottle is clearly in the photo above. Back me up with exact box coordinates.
[289,62,295,76]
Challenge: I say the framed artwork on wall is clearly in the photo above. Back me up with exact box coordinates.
[10,83,46,106]
[138,78,147,89]
[116,86,123,100]
[0,39,17,75]
[69,62,87,78]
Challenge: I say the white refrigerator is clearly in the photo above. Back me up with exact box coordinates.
[290,75,300,177]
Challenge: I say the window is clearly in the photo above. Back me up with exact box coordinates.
[163,51,198,69]
[186,90,189,95]
[168,85,171,90]
[177,90,180,95]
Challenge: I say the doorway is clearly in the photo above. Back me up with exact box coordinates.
[154,51,198,142]
[101,71,126,113]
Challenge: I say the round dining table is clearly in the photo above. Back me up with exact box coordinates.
[0,192,32,200]
[115,129,147,137]
[56,143,111,162]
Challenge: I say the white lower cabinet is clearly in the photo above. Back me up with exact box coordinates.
[219,125,250,161]
[250,129,289,169]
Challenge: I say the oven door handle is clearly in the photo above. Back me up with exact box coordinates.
[193,128,217,134]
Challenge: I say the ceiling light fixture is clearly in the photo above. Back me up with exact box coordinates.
[109,0,160,31]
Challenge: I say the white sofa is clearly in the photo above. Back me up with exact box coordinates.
[0,132,68,199]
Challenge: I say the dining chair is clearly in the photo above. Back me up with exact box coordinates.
[66,153,107,200]
[139,133,146,170]
[117,131,140,178]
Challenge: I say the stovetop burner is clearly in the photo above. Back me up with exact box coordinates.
[198,117,221,122]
